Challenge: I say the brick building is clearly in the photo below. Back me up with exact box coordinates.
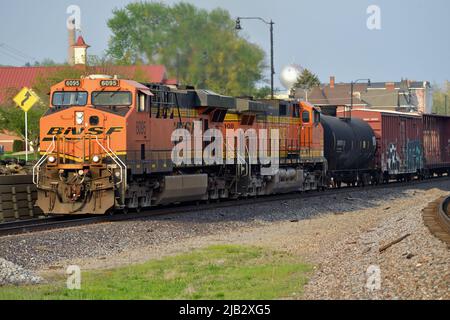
[294,76,433,116]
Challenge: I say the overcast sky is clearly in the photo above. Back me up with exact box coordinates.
[0,0,449,88]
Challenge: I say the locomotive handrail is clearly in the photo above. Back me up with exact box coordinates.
[225,139,249,178]
[94,136,127,205]
[93,136,125,185]
[106,136,128,183]
[32,136,56,185]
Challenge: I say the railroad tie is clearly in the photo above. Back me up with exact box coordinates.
[0,192,3,222]
[12,186,19,219]
[27,186,34,218]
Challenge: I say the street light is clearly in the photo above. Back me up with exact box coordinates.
[347,78,371,119]
[235,17,275,99]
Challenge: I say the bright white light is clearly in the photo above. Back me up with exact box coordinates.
[92,155,100,163]
[78,169,84,176]
[48,156,56,163]
[75,112,84,125]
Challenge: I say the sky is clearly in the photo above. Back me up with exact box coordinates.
[0,0,449,89]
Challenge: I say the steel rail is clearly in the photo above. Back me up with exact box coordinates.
[1,176,450,237]
[423,195,450,247]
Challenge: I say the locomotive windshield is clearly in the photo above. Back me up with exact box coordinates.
[314,109,321,125]
[52,91,88,106]
[92,91,132,106]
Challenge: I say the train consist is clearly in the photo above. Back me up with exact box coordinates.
[33,75,450,215]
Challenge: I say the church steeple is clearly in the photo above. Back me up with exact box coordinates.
[72,35,90,65]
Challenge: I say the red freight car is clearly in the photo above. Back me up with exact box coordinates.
[341,109,423,181]
[422,114,450,176]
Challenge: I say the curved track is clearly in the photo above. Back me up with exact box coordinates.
[1,176,450,237]
[422,196,450,247]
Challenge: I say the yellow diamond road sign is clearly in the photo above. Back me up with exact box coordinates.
[13,87,39,112]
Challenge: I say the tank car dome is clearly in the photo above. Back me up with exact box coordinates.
[279,64,303,90]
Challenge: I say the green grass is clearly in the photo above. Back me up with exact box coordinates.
[0,151,37,161]
[0,245,313,300]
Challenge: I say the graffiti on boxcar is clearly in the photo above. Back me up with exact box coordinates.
[406,140,423,172]
[386,143,400,173]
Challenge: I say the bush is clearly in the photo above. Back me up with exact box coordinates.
[12,140,24,153]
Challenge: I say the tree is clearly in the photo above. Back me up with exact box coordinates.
[0,66,87,158]
[432,81,449,115]
[32,66,86,106]
[253,86,272,99]
[294,68,321,90]
[0,103,46,159]
[107,2,266,96]
[33,59,59,67]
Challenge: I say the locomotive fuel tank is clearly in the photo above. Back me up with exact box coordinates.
[320,115,376,171]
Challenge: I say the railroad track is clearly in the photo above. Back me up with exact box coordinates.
[1,176,450,237]
[422,195,450,247]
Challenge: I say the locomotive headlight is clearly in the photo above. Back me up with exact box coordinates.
[75,111,84,125]
[48,156,56,163]
[78,169,84,176]
[92,155,100,163]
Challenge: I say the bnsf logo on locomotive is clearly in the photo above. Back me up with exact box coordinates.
[43,126,123,141]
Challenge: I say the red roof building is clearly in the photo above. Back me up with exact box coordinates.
[0,64,172,104]
[74,35,90,48]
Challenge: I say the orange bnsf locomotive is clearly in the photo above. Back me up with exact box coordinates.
[34,75,327,215]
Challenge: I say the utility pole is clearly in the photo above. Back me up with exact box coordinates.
[176,51,180,85]
[269,20,274,99]
[348,79,371,120]
[236,17,275,99]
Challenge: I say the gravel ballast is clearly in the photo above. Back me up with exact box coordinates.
[0,179,449,298]
[0,258,43,286]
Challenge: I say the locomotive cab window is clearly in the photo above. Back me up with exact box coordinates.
[52,91,87,106]
[137,92,148,112]
[292,105,300,118]
[302,111,310,123]
[313,109,321,125]
[279,104,287,116]
[92,91,132,106]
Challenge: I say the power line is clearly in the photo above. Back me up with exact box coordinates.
[0,47,29,64]
[0,43,36,61]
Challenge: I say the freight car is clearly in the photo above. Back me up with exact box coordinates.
[33,75,327,215]
[320,115,377,187]
[341,109,424,182]
[422,114,450,177]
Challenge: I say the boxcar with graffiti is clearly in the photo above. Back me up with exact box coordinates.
[349,109,423,181]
